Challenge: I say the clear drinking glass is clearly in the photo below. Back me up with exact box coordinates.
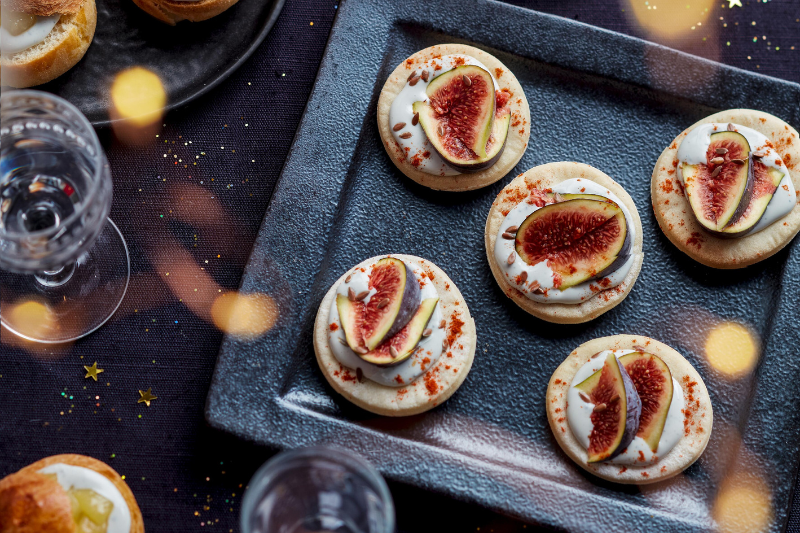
[0,90,130,343]
[241,446,395,533]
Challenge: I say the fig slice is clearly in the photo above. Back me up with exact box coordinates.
[515,199,628,289]
[446,103,511,173]
[721,158,785,237]
[619,351,673,452]
[337,258,421,353]
[360,297,439,366]
[683,130,753,232]
[413,65,495,165]
[575,352,641,463]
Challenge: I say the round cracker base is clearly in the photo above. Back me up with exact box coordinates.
[377,44,531,192]
[18,454,145,533]
[484,162,644,324]
[547,335,713,484]
[313,254,476,416]
[651,109,800,269]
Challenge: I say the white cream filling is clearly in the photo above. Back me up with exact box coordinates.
[327,258,445,387]
[676,122,795,235]
[0,14,60,55]
[388,54,501,176]
[38,463,131,533]
[566,350,685,466]
[493,178,636,304]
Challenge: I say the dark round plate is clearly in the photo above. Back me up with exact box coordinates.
[38,0,285,125]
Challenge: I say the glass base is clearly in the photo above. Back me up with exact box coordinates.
[0,218,130,343]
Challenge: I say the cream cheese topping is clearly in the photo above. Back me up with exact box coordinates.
[38,463,132,533]
[493,178,636,304]
[388,54,501,176]
[327,258,445,387]
[677,122,795,235]
[566,350,685,466]
[0,14,60,55]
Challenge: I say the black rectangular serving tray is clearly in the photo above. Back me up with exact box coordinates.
[205,0,800,530]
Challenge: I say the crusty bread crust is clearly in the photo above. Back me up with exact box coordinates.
[130,0,239,25]
[16,454,145,533]
[0,0,96,88]
[0,470,76,533]
[1,0,82,16]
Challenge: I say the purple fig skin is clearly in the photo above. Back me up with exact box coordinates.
[447,137,507,173]
[607,355,642,461]
[381,260,421,341]
[594,214,632,280]
[709,154,757,239]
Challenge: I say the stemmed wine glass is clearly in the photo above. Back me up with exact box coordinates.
[0,90,130,343]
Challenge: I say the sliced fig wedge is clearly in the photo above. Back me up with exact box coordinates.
[363,258,421,350]
[361,297,438,366]
[413,65,495,165]
[515,199,628,289]
[337,258,421,354]
[721,158,785,237]
[683,131,753,232]
[619,351,673,452]
[448,102,510,173]
[337,294,365,352]
[575,352,641,463]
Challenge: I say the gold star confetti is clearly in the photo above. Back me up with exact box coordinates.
[728,0,742,7]
[137,388,157,406]
[83,362,104,381]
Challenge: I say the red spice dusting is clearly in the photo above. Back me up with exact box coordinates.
[338,369,357,383]
[444,282,450,289]
[599,277,612,288]
[554,379,563,385]
[420,357,431,371]
[494,67,504,79]
[446,314,465,347]
[661,466,668,473]
[396,388,408,400]
[641,472,650,478]
[557,417,565,423]
[329,323,339,331]
[496,89,511,110]
[394,374,404,385]
[410,153,424,167]
[619,467,628,474]
[784,184,790,191]
[512,119,521,127]
[661,179,674,194]
[434,63,442,71]
[453,57,466,66]
[687,232,704,249]
[426,269,435,280]
[580,187,586,193]
[405,59,414,66]
[638,451,646,462]
[554,407,562,413]
[424,369,439,395]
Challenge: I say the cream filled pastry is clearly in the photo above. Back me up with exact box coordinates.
[129,0,240,25]
[0,11,60,54]
[0,0,97,88]
[314,254,476,416]
[0,454,144,533]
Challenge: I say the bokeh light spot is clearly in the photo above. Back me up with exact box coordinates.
[5,300,55,340]
[211,292,279,339]
[713,473,772,533]
[110,67,166,127]
[705,322,758,377]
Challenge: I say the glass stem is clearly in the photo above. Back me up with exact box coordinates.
[35,263,76,287]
